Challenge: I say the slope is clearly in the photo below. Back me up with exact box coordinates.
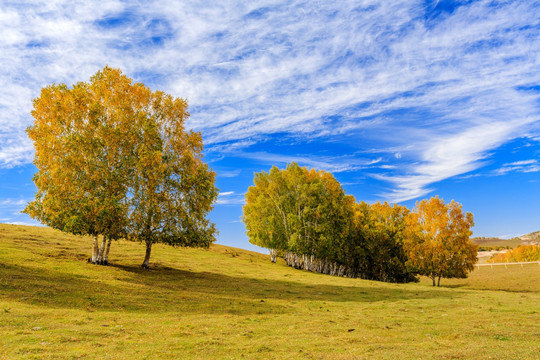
[0,224,539,359]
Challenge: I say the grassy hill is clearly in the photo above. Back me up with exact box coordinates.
[1,224,539,359]
[472,231,540,249]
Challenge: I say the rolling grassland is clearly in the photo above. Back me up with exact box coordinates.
[1,224,539,359]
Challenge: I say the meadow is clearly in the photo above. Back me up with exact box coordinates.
[1,224,539,359]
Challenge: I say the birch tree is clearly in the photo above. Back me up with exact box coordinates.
[25,67,218,267]
[243,169,289,262]
[243,162,355,271]
[244,163,418,282]
[404,196,478,286]
[354,202,416,283]
[24,67,138,264]
[128,90,218,268]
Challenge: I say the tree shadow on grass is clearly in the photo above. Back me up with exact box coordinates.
[440,284,466,289]
[0,261,458,315]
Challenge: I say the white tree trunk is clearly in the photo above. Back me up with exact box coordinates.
[96,236,107,264]
[91,235,99,263]
[270,249,277,263]
[104,237,112,265]
[142,240,152,269]
[282,251,356,278]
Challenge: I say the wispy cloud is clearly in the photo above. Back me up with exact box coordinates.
[495,159,540,175]
[230,151,381,174]
[0,199,29,207]
[377,119,531,202]
[216,191,245,205]
[0,198,34,224]
[1,0,539,203]
[216,169,242,178]
[0,140,34,168]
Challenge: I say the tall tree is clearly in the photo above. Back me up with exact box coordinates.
[25,67,218,267]
[404,196,478,286]
[127,90,218,268]
[243,169,289,262]
[24,67,138,264]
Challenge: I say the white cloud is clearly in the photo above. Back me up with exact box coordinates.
[231,151,380,174]
[0,198,41,226]
[0,199,29,207]
[0,198,31,224]
[216,191,245,205]
[504,160,537,166]
[0,140,34,168]
[217,169,242,178]
[495,159,540,175]
[1,0,539,202]
[377,119,530,202]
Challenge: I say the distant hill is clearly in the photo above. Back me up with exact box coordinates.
[472,230,540,249]
[519,230,540,243]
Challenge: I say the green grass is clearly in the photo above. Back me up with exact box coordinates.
[1,224,539,359]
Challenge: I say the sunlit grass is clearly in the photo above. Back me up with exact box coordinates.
[1,224,539,359]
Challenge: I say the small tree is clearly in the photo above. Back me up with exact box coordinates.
[404,196,478,286]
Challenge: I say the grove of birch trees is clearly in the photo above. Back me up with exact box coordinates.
[243,163,478,285]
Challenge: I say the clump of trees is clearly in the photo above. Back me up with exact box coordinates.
[353,201,416,283]
[244,163,359,276]
[488,245,540,263]
[243,163,353,260]
[478,245,512,252]
[24,67,218,268]
[243,163,477,285]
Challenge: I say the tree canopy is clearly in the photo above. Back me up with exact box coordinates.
[243,163,416,282]
[126,87,218,268]
[25,66,218,267]
[352,201,417,283]
[244,165,479,284]
[244,162,355,264]
[404,196,478,286]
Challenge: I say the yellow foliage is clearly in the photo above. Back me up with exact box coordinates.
[404,196,478,286]
[24,66,217,267]
[488,245,540,263]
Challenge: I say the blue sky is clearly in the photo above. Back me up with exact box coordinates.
[1,0,540,252]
